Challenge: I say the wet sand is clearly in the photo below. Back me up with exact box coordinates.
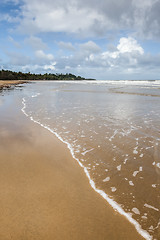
[0,80,28,90]
[0,92,145,239]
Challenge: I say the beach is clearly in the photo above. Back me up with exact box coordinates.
[0,83,147,240]
[0,80,28,90]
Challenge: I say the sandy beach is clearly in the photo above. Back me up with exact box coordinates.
[0,80,28,90]
[1,0,160,238]
[0,85,145,240]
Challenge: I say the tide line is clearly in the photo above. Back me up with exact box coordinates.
[21,97,152,240]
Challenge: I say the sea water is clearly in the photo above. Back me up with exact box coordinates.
[21,80,160,240]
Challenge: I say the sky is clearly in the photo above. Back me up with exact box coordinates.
[1,0,160,80]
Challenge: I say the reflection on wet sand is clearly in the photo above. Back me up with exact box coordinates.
[22,80,160,239]
[0,85,146,240]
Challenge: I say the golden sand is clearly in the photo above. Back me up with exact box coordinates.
[0,80,28,89]
[0,93,144,240]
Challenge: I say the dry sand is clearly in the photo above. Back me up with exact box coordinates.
[0,80,28,90]
[0,90,144,240]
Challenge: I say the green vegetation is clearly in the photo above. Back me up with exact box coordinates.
[0,69,94,81]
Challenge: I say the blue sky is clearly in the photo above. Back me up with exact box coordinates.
[1,0,160,80]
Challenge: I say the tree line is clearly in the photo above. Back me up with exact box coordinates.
[0,69,91,81]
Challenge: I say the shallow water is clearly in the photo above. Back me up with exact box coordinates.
[22,80,160,240]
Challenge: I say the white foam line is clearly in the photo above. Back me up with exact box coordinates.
[81,148,94,156]
[21,97,152,240]
[144,204,159,212]
[32,93,40,98]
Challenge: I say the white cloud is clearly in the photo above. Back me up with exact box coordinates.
[55,37,148,78]
[8,36,21,48]
[12,0,159,39]
[2,0,160,83]
[0,13,20,23]
[18,1,105,36]
[43,63,56,71]
[58,41,75,51]
[101,37,144,64]
[21,62,56,72]
[6,51,30,66]
[35,50,54,61]
[117,37,144,54]
[5,35,159,80]
[1,0,160,41]
[80,41,101,53]
[5,48,55,71]
[25,36,47,50]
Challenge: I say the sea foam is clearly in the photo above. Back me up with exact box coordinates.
[21,96,152,240]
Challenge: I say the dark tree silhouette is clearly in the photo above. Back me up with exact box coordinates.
[0,70,94,81]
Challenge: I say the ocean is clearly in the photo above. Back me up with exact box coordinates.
[21,80,160,240]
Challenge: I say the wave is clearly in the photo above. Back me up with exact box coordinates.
[21,96,152,240]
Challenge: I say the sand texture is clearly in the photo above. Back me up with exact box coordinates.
[0,80,28,90]
[0,92,144,240]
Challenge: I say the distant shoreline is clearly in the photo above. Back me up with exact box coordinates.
[0,69,95,81]
[0,78,95,91]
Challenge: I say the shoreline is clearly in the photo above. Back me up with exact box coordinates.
[22,96,152,240]
[0,80,28,91]
[0,86,145,240]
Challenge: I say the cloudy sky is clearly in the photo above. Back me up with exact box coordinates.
[1,0,160,80]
